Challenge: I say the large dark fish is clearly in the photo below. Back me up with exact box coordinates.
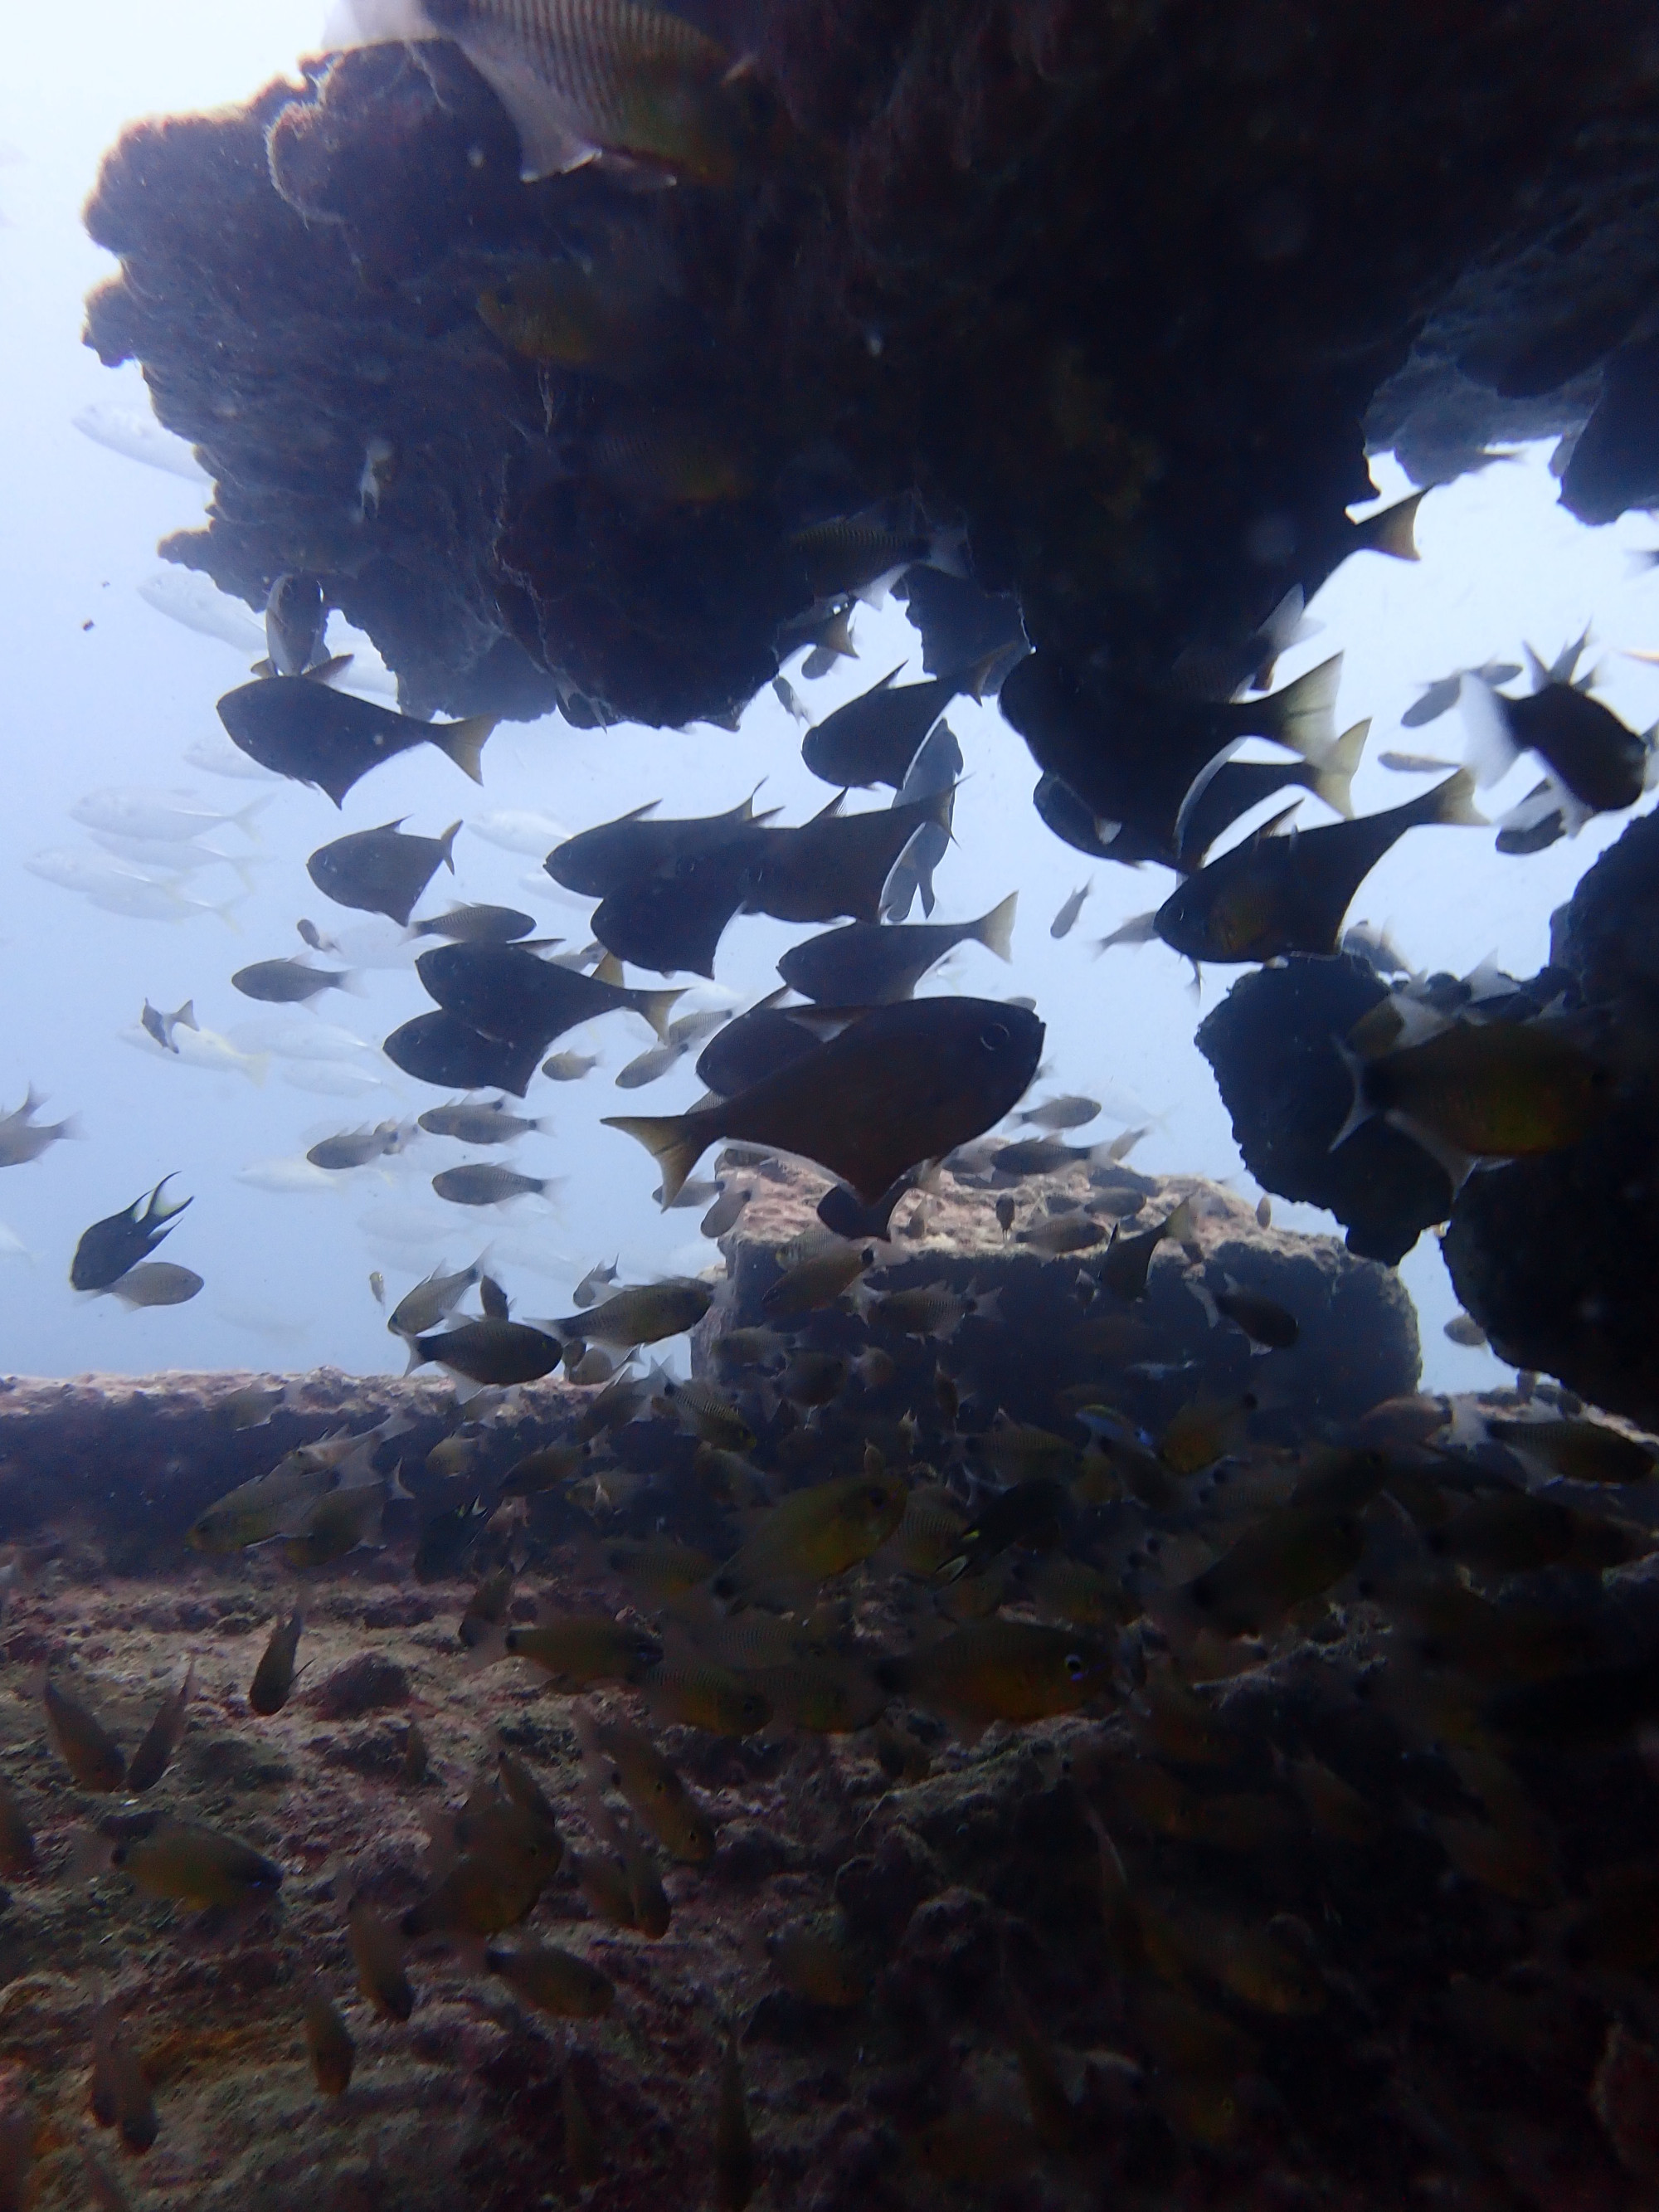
[216,678,496,806]
[776,894,1016,1004]
[741,790,955,925]
[1462,665,1653,818]
[1174,720,1366,868]
[415,943,681,1052]
[801,659,989,789]
[547,796,769,897]
[71,1177,191,1293]
[606,996,1044,1203]
[307,819,460,928]
[382,1010,547,1096]
[1033,773,1166,867]
[1150,770,1483,965]
[591,838,757,977]
[1004,650,1342,862]
[696,1002,861,1096]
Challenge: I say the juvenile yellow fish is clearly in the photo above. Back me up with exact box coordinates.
[577,1708,714,1863]
[348,1897,413,2020]
[102,1820,284,1910]
[1335,1011,1615,1163]
[44,1677,124,1792]
[640,1657,771,1737]
[878,1620,1111,1726]
[248,1607,304,1717]
[713,1471,908,1597]
[761,1242,874,1323]
[499,1440,590,1496]
[504,1615,663,1688]
[486,1939,616,2017]
[1170,1507,1365,1637]
[91,2004,156,2155]
[603,1536,718,1598]
[768,1917,867,2008]
[124,1662,194,1795]
[304,1985,354,2097]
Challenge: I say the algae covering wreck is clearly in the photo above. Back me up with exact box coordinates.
[2,0,1659,2206]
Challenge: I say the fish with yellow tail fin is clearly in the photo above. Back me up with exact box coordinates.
[606,997,1044,1206]
[323,0,751,187]
[1147,770,1486,965]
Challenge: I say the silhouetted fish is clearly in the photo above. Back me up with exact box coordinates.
[307,819,460,927]
[216,678,495,806]
[607,997,1043,1203]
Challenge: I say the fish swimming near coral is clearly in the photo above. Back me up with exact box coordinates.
[307,820,460,928]
[217,677,495,806]
[776,894,1017,1004]
[608,997,1043,1206]
[70,1177,191,1293]
[324,0,748,186]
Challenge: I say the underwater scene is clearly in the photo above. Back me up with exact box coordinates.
[4,1,1659,2205]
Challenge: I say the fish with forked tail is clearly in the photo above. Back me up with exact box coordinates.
[607,997,1043,1205]
[217,678,495,806]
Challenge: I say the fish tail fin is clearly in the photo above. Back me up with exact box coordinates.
[177,1000,199,1032]
[1310,719,1369,819]
[1189,1276,1220,1328]
[438,821,461,871]
[1260,651,1342,761]
[1356,490,1425,562]
[307,652,355,684]
[602,1114,704,1206]
[927,522,971,579]
[1427,767,1486,829]
[1160,1197,1194,1246]
[1327,1033,1374,1152]
[1457,674,1520,787]
[593,953,625,987]
[975,891,1019,962]
[403,1336,429,1376]
[962,645,1006,703]
[634,988,686,1043]
[433,714,498,786]
[338,968,371,1000]
[249,655,275,678]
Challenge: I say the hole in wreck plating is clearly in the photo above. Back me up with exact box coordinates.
[0,6,1655,1394]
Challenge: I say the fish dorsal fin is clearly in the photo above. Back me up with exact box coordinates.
[810,792,847,824]
[1253,801,1303,845]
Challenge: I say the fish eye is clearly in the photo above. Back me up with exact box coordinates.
[1064,1651,1087,1680]
[980,1021,1011,1051]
